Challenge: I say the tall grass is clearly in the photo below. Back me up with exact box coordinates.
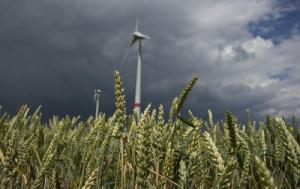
[0,71,299,188]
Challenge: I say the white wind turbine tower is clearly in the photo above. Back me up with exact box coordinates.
[129,13,150,118]
[94,89,101,119]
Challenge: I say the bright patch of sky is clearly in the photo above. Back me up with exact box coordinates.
[248,0,300,43]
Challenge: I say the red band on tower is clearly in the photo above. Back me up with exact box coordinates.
[134,103,141,107]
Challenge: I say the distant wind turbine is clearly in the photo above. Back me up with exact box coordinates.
[94,89,101,119]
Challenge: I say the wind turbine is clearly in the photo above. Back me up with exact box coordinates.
[94,89,101,119]
[128,13,150,118]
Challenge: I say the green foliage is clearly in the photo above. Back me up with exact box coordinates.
[176,76,198,128]
[0,73,299,188]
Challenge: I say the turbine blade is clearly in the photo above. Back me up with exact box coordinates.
[143,34,151,39]
[135,7,140,32]
[130,37,138,47]
[119,45,132,68]
[94,92,97,101]
[92,94,96,105]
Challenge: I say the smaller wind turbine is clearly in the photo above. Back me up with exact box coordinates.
[94,89,101,119]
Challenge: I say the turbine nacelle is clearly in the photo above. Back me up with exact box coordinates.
[130,31,150,46]
[133,31,150,40]
[94,89,101,100]
[94,89,101,94]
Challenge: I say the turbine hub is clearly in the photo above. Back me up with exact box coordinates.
[133,31,150,40]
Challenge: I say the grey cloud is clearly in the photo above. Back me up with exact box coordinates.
[0,0,299,123]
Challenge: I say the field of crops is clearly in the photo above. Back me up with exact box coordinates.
[0,71,299,189]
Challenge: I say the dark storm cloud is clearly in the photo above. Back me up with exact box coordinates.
[0,0,123,118]
[0,0,299,123]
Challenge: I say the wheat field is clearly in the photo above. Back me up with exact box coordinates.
[0,71,299,189]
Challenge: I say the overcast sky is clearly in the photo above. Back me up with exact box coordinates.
[0,0,299,122]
